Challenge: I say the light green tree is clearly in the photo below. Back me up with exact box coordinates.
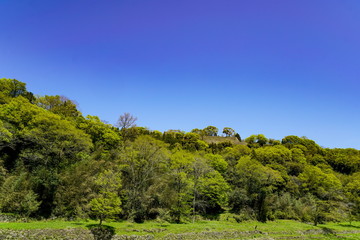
[90,169,122,225]
[233,156,284,222]
[0,78,35,104]
[163,150,194,223]
[204,153,228,174]
[253,145,292,165]
[345,172,360,223]
[79,115,121,150]
[0,97,92,217]
[245,134,268,147]
[35,95,81,119]
[298,165,342,200]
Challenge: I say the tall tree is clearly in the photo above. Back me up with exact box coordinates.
[90,169,122,225]
[118,136,168,222]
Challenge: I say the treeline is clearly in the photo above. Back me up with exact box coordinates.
[0,78,359,225]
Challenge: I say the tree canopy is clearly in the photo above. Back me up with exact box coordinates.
[0,78,359,224]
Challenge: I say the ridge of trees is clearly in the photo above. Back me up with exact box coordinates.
[0,78,359,225]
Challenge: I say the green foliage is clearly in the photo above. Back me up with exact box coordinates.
[222,127,235,137]
[163,131,208,151]
[0,78,34,104]
[204,154,228,174]
[0,78,359,224]
[90,169,122,225]
[325,148,360,174]
[0,120,12,150]
[164,150,194,223]
[54,158,104,218]
[119,136,168,222]
[79,115,121,150]
[233,156,285,222]
[298,165,342,200]
[245,134,268,147]
[344,172,360,222]
[253,145,292,165]
[282,135,322,155]
[35,95,81,119]
[197,170,230,214]
[203,126,218,137]
[0,173,40,217]
[0,97,92,217]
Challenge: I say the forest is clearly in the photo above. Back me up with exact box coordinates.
[0,78,359,226]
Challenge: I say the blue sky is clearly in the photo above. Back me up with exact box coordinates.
[1,0,359,149]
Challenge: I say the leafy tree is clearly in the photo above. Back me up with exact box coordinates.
[203,126,218,136]
[163,130,185,147]
[163,150,194,223]
[245,134,268,147]
[344,172,360,222]
[282,135,322,156]
[90,169,122,225]
[298,165,342,200]
[204,153,228,174]
[232,156,284,222]
[119,136,168,222]
[0,173,40,217]
[0,97,92,216]
[36,95,81,119]
[223,127,235,137]
[190,157,210,222]
[324,148,360,174]
[253,145,292,165]
[150,130,163,140]
[183,133,208,151]
[191,128,204,136]
[197,169,230,216]
[0,78,34,104]
[54,158,105,218]
[79,115,121,150]
[0,120,12,151]
[268,138,281,145]
[223,145,251,185]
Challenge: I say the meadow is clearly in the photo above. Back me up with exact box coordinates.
[0,219,359,239]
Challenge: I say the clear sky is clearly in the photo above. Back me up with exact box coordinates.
[1,0,359,149]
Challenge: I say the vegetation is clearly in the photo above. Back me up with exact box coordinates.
[0,78,359,232]
[0,219,359,239]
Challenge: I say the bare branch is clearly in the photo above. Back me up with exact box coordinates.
[116,112,137,130]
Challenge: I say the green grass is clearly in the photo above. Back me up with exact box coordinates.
[0,219,359,239]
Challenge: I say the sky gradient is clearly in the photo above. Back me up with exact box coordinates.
[1,0,359,149]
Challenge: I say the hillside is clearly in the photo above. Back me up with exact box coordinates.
[202,136,245,145]
[0,78,359,227]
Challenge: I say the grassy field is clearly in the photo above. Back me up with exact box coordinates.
[0,219,359,239]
